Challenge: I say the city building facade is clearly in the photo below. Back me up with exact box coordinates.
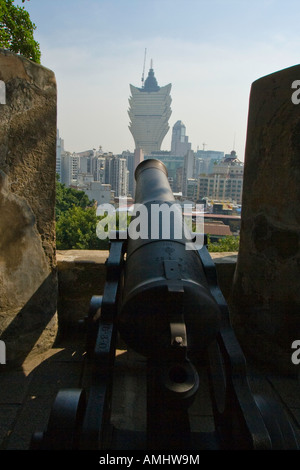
[182,150,196,196]
[61,152,80,186]
[144,152,184,192]
[197,151,244,204]
[128,63,172,155]
[56,129,64,180]
[171,120,191,157]
[105,155,128,198]
[194,149,225,176]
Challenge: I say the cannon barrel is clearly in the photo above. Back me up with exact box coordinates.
[117,159,221,361]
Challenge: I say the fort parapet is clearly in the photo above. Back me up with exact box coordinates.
[0,49,58,366]
[230,64,300,375]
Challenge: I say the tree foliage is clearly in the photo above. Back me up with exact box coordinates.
[56,205,109,250]
[207,235,240,252]
[55,178,93,221]
[55,180,109,250]
[0,0,41,63]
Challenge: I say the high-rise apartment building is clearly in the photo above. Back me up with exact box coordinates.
[56,129,64,180]
[171,120,191,157]
[182,150,196,196]
[61,153,80,186]
[105,156,128,197]
[92,156,106,183]
[128,63,172,155]
[195,149,224,175]
[197,151,244,204]
[122,151,135,197]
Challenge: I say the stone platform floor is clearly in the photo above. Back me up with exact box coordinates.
[1,331,300,453]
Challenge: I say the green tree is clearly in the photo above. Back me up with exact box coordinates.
[207,235,240,252]
[0,0,41,63]
[55,178,93,221]
[55,179,108,250]
[56,205,109,250]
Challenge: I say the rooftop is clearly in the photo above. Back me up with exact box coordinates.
[204,222,232,236]
[141,65,160,92]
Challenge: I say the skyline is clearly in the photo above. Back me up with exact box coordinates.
[15,0,300,160]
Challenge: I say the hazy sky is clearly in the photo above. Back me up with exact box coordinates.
[16,0,300,160]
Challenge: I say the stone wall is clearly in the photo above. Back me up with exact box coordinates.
[229,64,300,375]
[0,50,58,367]
[56,250,237,333]
[56,250,108,334]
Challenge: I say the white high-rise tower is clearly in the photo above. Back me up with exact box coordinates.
[128,61,172,156]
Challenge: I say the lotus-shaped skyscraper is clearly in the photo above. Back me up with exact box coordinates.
[128,64,172,155]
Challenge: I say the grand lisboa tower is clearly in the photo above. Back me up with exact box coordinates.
[128,60,172,156]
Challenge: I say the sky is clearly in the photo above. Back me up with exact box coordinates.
[15,0,300,160]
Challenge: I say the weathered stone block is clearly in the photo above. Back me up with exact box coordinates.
[229,64,300,375]
[56,250,108,332]
[0,49,58,367]
[210,252,238,301]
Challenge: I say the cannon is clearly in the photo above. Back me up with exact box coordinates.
[31,159,300,450]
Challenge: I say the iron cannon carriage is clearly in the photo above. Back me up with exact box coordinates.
[31,159,299,450]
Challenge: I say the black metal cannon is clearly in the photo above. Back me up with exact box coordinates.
[31,159,300,450]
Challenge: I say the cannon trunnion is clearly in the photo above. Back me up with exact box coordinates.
[31,160,299,450]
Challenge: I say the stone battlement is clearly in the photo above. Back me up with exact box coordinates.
[56,249,238,332]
